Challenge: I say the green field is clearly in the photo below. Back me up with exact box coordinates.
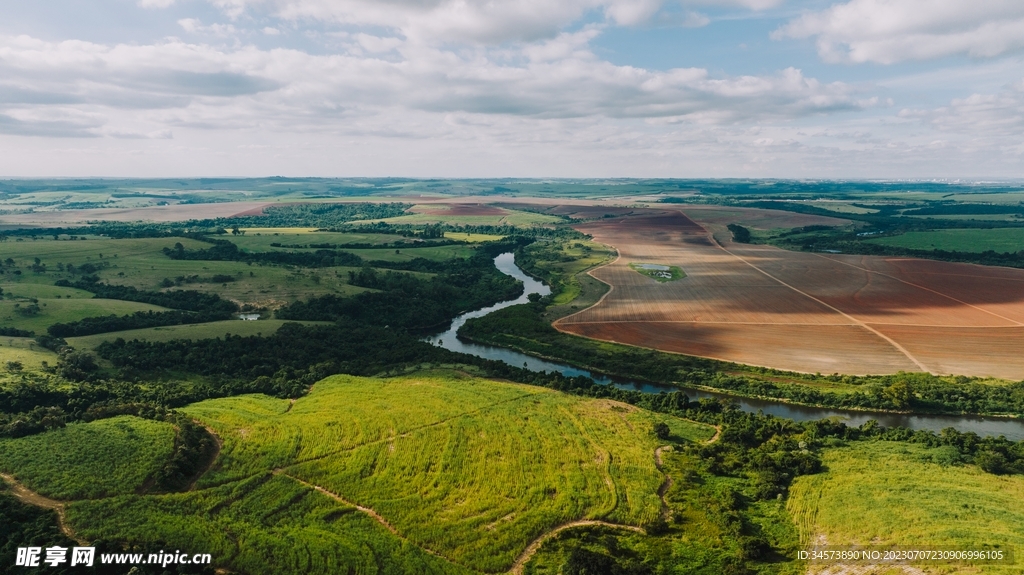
[517,240,615,312]
[0,416,176,500]
[0,372,719,574]
[788,441,1024,573]
[229,230,407,250]
[444,232,505,242]
[0,235,422,307]
[0,337,57,369]
[868,228,1024,253]
[0,298,168,334]
[65,319,334,349]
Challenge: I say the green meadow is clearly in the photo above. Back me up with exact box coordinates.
[0,298,167,335]
[64,319,333,349]
[0,372,717,574]
[0,416,176,499]
[788,441,1024,574]
[867,228,1024,253]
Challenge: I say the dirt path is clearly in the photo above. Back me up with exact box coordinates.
[275,471,401,535]
[188,426,223,491]
[0,473,88,546]
[509,520,645,575]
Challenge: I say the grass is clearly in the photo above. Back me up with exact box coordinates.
[788,441,1024,573]
[526,449,802,575]
[65,319,334,349]
[228,230,407,251]
[519,239,616,314]
[867,228,1024,253]
[0,337,58,369]
[0,416,176,500]
[629,262,685,282]
[0,298,168,334]
[0,236,380,307]
[343,244,477,262]
[444,232,505,242]
[22,372,716,574]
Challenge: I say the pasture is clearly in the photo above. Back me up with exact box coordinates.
[0,416,176,500]
[0,337,56,369]
[65,319,333,349]
[788,441,1024,574]
[11,372,717,574]
[0,234,462,311]
[0,298,168,335]
[868,228,1024,253]
[555,208,1024,379]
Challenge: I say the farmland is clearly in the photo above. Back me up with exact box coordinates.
[0,416,176,500]
[867,228,1024,253]
[0,372,720,574]
[788,441,1024,574]
[64,319,332,349]
[554,208,1024,379]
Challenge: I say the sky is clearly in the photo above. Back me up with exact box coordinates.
[0,0,1022,178]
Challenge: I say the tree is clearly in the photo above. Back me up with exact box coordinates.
[653,422,671,440]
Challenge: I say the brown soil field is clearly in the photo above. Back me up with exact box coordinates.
[555,209,1024,379]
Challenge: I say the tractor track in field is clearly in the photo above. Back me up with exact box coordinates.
[0,473,88,546]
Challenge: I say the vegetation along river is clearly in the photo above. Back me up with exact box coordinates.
[427,253,1024,440]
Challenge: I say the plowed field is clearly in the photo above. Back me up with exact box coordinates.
[555,209,1024,378]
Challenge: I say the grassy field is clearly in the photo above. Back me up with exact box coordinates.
[0,416,176,500]
[65,319,334,349]
[9,372,718,574]
[229,230,407,250]
[867,228,1024,253]
[0,337,57,369]
[0,235,425,308]
[788,441,1024,573]
[519,239,616,311]
[527,448,802,575]
[444,232,505,242]
[0,298,168,334]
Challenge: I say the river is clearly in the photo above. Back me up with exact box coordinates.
[427,253,1024,440]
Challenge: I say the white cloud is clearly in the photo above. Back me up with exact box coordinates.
[199,0,780,44]
[178,19,239,37]
[0,33,863,141]
[903,79,1024,136]
[138,0,177,8]
[775,0,1024,64]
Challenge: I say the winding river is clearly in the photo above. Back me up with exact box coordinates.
[427,253,1024,440]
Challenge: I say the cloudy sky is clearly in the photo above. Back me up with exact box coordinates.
[0,0,1022,178]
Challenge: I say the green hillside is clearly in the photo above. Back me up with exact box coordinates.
[0,372,717,574]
